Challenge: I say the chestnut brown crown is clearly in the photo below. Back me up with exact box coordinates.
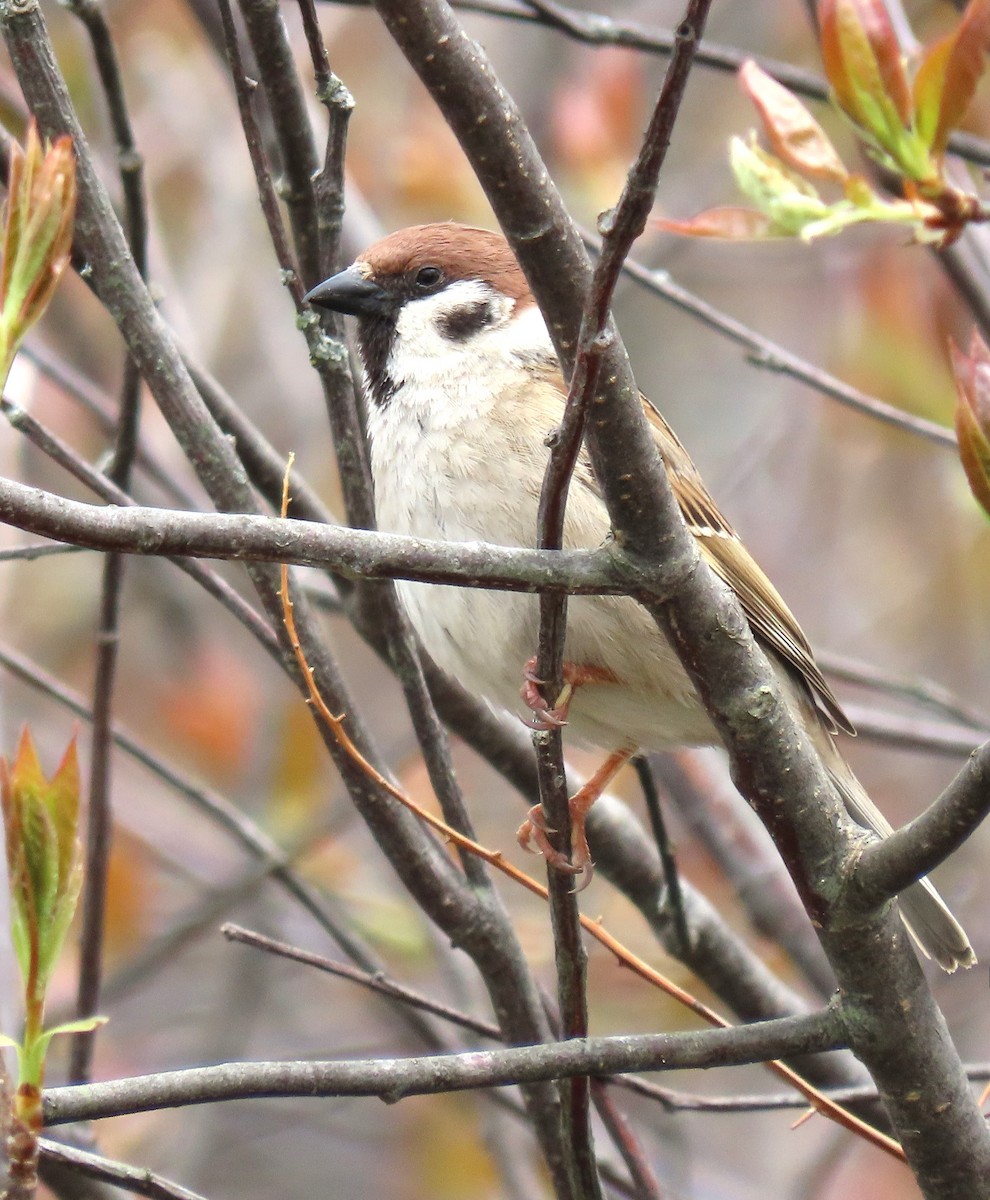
[356,223,535,306]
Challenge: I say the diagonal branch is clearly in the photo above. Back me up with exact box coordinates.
[853,738,990,908]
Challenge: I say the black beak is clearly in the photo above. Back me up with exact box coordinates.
[304,265,391,318]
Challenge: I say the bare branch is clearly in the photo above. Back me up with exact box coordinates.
[0,473,626,593]
[607,243,958,451]
[853,739,990,906]
[39,1140,208,1200]
[238,0,322,285]
[532,9,713,1186]
[58,0,151,1086]
[842,704,984,759]
[43,1010,843,1124]
[222,923,502,1041]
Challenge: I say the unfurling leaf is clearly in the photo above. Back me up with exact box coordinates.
[0,728,82,998]
[950,332,990,518]
[819,0,912,131]
[0,123,76,382]
[666,3,989,247]
[729,136,832,234]
[913,0,990,157]
[739,60,848,181]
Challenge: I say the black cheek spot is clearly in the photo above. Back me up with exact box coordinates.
[438,300,495,342]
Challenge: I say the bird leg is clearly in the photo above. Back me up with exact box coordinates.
[519,657,618,730]
[517,745,636,879]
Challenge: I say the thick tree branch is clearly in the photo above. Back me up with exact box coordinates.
[0,475,629,593]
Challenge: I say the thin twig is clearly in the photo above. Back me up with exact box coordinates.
[220,0,373,531]
[842,703,984,759]
[222,922,502,1040]
[600,240,957,451]
[820,650,989,734]
[0,540,86,561]
[238,0,322,285]
[62,0,150,1083]
[633,756,690,961]
[38,1139,208,1200]
[589,1081,663,1200]
[532,7,714,1179]
[295,0,354,278]
[20,341,198,507]
[656,752,835,999]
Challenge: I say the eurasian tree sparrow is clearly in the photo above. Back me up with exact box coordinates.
[305,222,974,972]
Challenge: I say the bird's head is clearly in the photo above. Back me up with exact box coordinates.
[305,223,550,406]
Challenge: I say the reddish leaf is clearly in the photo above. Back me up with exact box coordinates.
[656,207,776,239]
[739,60,848,180]
[914,0,990,156]
[950,331,990,517]
[819,0,912,129]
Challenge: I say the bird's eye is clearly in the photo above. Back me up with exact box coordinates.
[414,266,443,290]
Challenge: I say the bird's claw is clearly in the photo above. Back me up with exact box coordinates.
[519,659,572,730]
[517,803,594,890]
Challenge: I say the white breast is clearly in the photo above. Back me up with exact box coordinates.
[364,286,716,753]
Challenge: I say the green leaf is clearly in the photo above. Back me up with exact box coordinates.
[31,1015,108,1061]
[0,124,76,380]
[42,1015,108,1039]
[729,136,832,234]
[1,729,84,998]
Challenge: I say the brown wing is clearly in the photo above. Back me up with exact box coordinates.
[639,396,854,736]
[525,354,852,736]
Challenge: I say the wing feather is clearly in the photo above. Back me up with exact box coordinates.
[639,396,853,735]
[523,360,852,736]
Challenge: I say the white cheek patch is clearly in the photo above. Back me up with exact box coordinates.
[391,280,508,364]
[388,280,553,385]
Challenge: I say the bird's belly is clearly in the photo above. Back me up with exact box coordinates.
[373,417,716,753]
[397,579,717,754]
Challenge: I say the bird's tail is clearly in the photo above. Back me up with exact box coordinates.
[813,730,975,972]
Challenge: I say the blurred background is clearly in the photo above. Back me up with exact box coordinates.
[0,1,988,1198]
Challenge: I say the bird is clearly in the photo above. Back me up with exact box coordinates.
[304,221,975,972]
